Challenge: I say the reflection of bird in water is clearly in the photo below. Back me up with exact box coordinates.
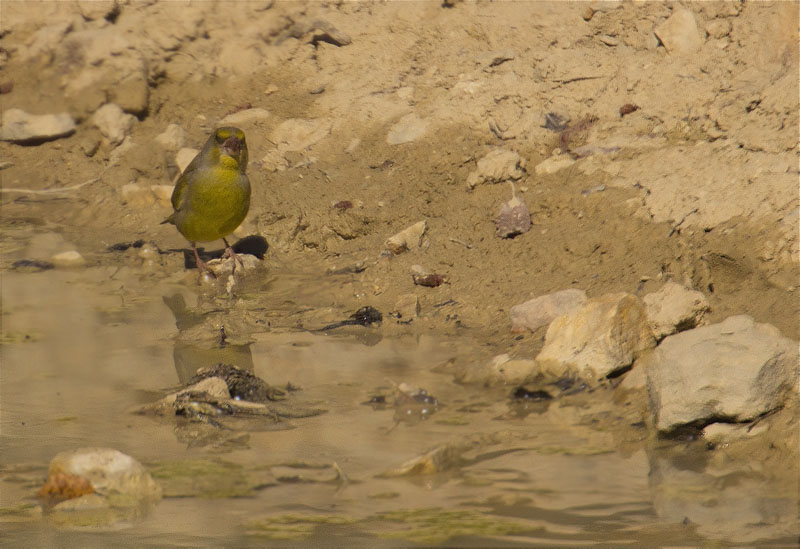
[162,294,254,384]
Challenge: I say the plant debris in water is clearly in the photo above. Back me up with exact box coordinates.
[317,306,382,331]
[370,507,536,544]
[11,259,54,272]
[190,363,285,402]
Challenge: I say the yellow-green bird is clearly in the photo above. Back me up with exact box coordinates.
[163,127,251,276]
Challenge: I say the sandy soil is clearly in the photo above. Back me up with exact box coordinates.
[2,1,797,348]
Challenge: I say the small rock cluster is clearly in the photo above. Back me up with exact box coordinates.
[500,282,797,437]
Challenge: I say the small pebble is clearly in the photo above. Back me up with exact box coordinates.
[51,250,86,268]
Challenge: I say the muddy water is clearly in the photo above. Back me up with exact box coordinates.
[1,252,796,546]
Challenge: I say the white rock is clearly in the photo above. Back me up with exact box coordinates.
[92,103,135,146]
[270,118,332,152]
[0,109,75,143]
[642,281,710,340]
[77,0,118,21]
[150,184,175,206]
[510,289,587,333]
[46,447,161,504]
[261,149,289,172]
[644,316,798,432]
[387,113,429,145]
[654,6,703,55]
[705,19,731,39]
[385,220,427,255]
[536,293,655,384]
[120,183,155,207]
[154,124,186,151]
[219,107,270,126]
[51,250,86,268]
[175,148,199,173]
[534,153,576,175]
[466,149,525,189]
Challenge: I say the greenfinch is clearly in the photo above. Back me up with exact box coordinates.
[163,127,251,276]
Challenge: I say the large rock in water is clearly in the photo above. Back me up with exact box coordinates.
[535,293,655,385]
[644,315,798,432]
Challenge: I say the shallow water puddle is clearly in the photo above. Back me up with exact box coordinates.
[1,265,795,546]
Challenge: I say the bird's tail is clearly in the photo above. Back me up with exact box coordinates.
[161,214,175,225]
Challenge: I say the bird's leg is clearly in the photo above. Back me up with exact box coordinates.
[192,243,216,278]
[222,238,244,275]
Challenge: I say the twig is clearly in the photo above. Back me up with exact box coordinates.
[1,177,98,195]
[668,208,699,237]
[448,238,472,249]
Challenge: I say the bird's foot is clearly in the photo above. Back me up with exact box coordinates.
[192,244,217,278]
[223,238,245,275]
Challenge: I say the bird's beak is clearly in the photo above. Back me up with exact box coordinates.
[221,136,242,157]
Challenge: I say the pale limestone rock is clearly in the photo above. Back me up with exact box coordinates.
[642,281,710,340]
[51,250,86,268]
[654,6,703,55]
[150,184,174,206]
[219,108,270,126]
[154,124,186,151]
[387,113,429,145]
[644,315,798,432]
[0,109,75,143]
[466,149,525,189]
[536,293,655,384]
[120,183,155,208]
[175,148,199,173]
[77,0,118,21]
[270,118,332,152]
[534,153,576,176]
[385,221,427,255]
[92,103,135,146]
[705,19,731,39]
[46,447,161,503]
[510,289,587,333]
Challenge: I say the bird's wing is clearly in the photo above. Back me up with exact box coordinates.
[170,170,191,212]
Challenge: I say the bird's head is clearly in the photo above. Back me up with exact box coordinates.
[213,127,248,171]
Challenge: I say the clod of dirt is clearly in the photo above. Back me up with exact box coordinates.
[410,264,447,287]
[495,195,531,239]
[619,103,640,117]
